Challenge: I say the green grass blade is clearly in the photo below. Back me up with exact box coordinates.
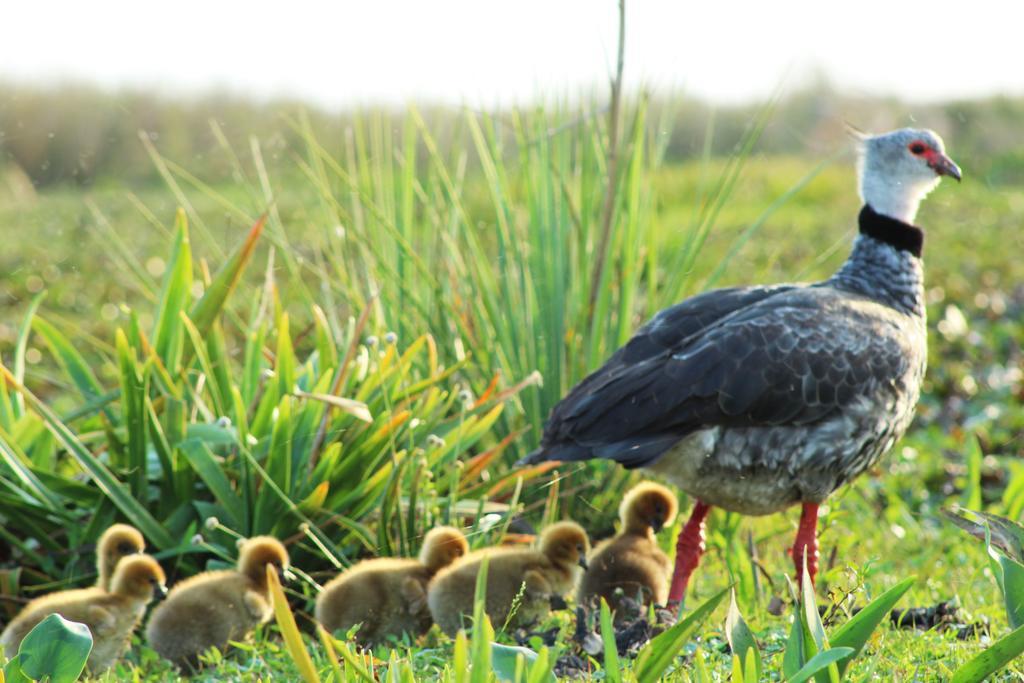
[115,329,148,497]
[963,436,983,511]
[0,365,173,549]
[0,429,61,511]
[32,317,114,424]
[188,214,266,340]
[12,291,45,420]
[152,208,193,374]
[178,440,244,529]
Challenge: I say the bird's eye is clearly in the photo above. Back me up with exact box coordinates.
[909,142,927,155]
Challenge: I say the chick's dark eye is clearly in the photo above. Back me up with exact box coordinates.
[909,142,926,155]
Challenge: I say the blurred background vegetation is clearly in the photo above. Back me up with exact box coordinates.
[4,80,1024,189]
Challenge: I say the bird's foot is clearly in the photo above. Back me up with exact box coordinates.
[790,502,820,586]
[666,501,712,605]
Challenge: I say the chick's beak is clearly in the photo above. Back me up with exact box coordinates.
[650,517,664,534]
[928,152,962,182]
[156,584,168,599]
[577,556,589,570]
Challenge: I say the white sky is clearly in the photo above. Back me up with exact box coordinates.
[2,1,1022,107]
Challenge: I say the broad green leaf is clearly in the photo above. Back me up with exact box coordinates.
[945,507,1024,563]
[731,654,744,682]
[491,643,554,683]
[4,654,32,683]
[801,552,828,655]
[787,647,857,683]
[949,509,1024,628]
[453,630,469,683]
[744,647,758,682]
[726,588,761,681]
[783,612,806,681]
[470,556,493,683]
[17,614,92,683]
[600,598,622,683]
[830,576,915,676]
[634,586,730,683]
[797,551,839,683]
[991,545,1024,629]
[950,621,1024,683]
[693,648,713,683]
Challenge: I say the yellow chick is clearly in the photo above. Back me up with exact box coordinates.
[144,536,289,669]
[577,481,678,614]
[315,526,469,645]
[96,524,146,591]
[0,554,166,672]
[427,521,590,635]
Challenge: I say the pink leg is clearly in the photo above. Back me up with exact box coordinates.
[791,502,820,585]
[667,500,711,606]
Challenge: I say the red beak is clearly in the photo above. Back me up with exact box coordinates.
[926,151,962,182]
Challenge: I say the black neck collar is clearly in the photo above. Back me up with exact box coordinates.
[858,204,923,258]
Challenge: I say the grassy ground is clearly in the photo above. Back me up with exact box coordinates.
[0,105,1022,681]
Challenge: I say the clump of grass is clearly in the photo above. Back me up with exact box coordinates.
[0,204,546,593]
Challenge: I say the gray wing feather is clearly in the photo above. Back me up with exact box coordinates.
[524,285,913,468]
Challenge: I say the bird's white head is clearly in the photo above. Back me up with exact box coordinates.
[856,127,961,224]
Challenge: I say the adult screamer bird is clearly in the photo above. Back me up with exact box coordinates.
[520,128,960,605]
